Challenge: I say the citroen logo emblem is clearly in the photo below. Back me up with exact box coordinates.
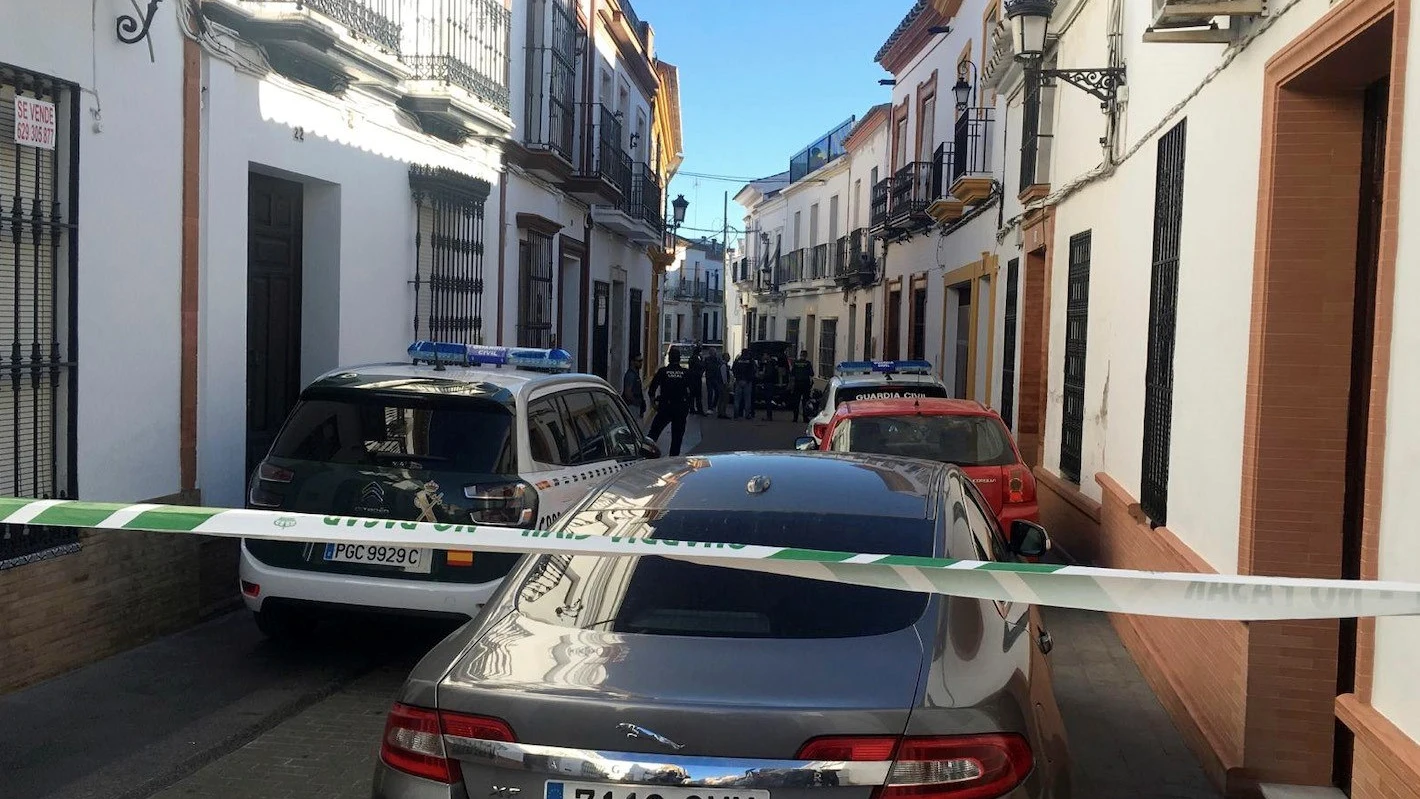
[359,482,385,505]
[617,723,684,751]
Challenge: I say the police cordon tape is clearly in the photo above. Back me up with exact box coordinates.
[4,496,1420,622]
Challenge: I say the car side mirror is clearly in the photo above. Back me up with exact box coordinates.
[794,436,818,451]
[641,436,662,459]
[1009,520,1052,558]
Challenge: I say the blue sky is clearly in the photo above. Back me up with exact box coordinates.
[633,0,909,244]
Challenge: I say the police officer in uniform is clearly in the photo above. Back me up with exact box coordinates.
[647,350,694,456]
[789,349,815,423]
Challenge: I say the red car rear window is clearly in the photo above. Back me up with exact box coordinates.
[840,414,1018,467]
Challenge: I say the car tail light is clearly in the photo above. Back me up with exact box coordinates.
[797,733,1033,799]
[463,480,539,527]
[1004,466,1034,505]
[257,461,294,483]
[813,423,829,442]
[379,703,516,784]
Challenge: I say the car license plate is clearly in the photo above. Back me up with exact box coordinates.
[547,783,768,799]
[322,542,432,574]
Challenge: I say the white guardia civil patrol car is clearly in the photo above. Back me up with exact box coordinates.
[240,341,660,640]
[803,359,951,445]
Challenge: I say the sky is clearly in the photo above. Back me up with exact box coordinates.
[632,0,912,246]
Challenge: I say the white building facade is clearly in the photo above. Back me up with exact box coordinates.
[977,0,1420,796]
[504,0,675,386]
[732,112,886,383]
[660,236,725,350]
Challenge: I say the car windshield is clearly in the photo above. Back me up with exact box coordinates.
[843,414,1018,467]
[270,392,517,474]
[515,510,934,639]
[836,384,950,404]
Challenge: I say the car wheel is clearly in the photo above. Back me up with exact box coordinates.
[252,606,316,641]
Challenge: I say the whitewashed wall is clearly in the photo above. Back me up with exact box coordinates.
[0,2,186,502]
[1041,0,1342,573]
[200,59,503,507]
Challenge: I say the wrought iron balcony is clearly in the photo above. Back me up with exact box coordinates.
[889,160,941,228]
[515,0,579,179]
[810,243,829,280]
[835,228,879,288]
[633,162,663,233]
[950,107,996,204]
[206,0,408,92]
[782,249,806,284]
[869,177,892,230]
[404,0,512,111]
[567,104,631,206]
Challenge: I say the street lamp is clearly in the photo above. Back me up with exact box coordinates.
[952,60,977,113]
[671,194,689,228]
[1004,0,1126,112]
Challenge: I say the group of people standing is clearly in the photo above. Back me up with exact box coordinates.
[621,345,821,457]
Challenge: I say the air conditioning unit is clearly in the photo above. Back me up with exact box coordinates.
[1145,0,1266,44]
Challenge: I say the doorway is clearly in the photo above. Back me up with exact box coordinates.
[610,277,626,381]
[1240,6,1401,790]
[628,287,643,361]
[951,285,971,398]
[246,173,304,481]
[592,280,610,378]
[885,288,902,360]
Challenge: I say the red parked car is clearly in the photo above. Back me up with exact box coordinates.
[797,397,1040,530]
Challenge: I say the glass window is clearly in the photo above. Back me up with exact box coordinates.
[561,391,612,465]
[271,393,516,474]
[843,414,1019,467]
[957,474,1007,562]
[527,397,573,467]
[590,391,642,459]
[516,510,934,639]
[836,384,950,405]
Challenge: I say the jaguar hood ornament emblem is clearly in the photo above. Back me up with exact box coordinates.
[617,723,684,751]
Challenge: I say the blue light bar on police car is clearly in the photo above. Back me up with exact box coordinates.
[836,359,933,376]
[408,341,574,373]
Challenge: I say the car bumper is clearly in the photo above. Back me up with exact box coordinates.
[371,759,464,799]
[239,541,499,619]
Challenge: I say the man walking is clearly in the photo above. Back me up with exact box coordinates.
[688,346,706,416]
[759,352,782,422]
[647,350,694,456]
[704,350,728,418]
[622,353,646,420]
[732,350,756,420]
[790,349,815,423]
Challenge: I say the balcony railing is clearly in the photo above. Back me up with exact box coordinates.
[870,178,891,229]
[782,249,806,284]
[404,0,513,114]
[890,161,938,221]
[951,107,995,183]
[733,258,754,283]
[666,283,725,303]
[834,235,849,275]
[241,0,404,52]
[836,228,878,287]
[1019,76,1054,192]
[811,243,829,280]
[523,0,579,161]
[631,162,663,231]
[578,103,632,192]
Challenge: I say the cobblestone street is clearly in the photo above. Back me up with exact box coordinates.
[3,416,1219,799]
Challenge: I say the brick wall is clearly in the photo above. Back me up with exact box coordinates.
[0,492,239,694]
[1339,694,1420,799]
[1094,475,1248,788]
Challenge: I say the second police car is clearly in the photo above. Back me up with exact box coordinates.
[240,342,661,640]
[804,359,950,444]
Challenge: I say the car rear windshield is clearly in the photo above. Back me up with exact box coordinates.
[836,384,950,405]
[515,510,934,639]
[270,392,517,474]
[845,414,1017,467]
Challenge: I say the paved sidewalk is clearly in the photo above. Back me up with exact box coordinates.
[149,665,408,799]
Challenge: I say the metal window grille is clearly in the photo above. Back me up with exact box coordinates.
[628,287,642,358]
[0,65,78,569]
[784,318,800,352]
[909,287,927,360]
[405,0,513,115]
[517,230,554,347]
[241,0,403,53]
[817,319,838,380]
[951,107,994,183]
[1141,120,1186,524]
[1019,74,1042,192]
[523,0,578,159]
[410,165,490,344]
[1060,231,1091,483]
[1000,258,1019,431]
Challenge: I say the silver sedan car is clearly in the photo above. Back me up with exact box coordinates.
[372,451,1073,799]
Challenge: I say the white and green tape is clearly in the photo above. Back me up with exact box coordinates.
[4,496,1419,622]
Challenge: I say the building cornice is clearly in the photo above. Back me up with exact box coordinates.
[874,1,952,75]
[844,102,891,152]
